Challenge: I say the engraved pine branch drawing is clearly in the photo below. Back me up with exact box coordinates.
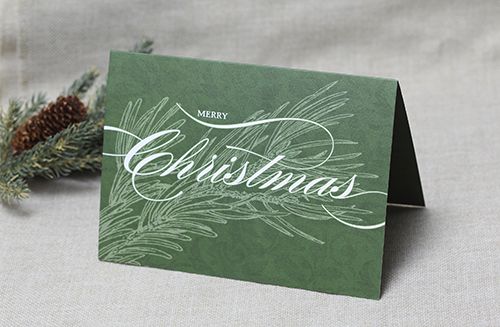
[99,82,386,265]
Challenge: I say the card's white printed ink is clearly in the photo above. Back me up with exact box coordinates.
[99,82,387,265]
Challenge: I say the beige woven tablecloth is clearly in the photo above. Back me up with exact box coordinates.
[1,0,499,325]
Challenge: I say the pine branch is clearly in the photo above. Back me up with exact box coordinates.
[0,99,23,161]
[64,67,100,98]
[1,117,103,180]
[88,84,106,115]
[19,92,47,125]
[0,38,156,203]
[132,38,154,54]
[0,173,29,204]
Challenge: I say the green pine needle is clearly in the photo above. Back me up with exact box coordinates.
[88,84,107,115]
[20,92,47,124]
[0,99,23,161]
[3,117,104,180]
[0,38,154,204]
[0,174,30,204]
[64,67,100,98]
[132,38,154,54]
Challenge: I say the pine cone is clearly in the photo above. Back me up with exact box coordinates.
[11,95,87,154]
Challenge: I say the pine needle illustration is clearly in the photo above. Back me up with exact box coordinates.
[99,82,383,265]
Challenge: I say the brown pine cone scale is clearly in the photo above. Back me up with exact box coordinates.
[11,95,87,154]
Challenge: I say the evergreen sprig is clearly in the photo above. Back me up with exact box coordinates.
[0,39,154,204]
[5,116,104,180]
[0,174,29,204]
[64,67,100,98]
[132,37,154,54]
[0,99,23,161]
[19,92,47,125]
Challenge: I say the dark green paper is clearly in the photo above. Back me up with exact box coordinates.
[98,52,424,299]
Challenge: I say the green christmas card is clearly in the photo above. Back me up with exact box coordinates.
[98,51,424,299]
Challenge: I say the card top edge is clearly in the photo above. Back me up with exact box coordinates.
[109,50,398,84]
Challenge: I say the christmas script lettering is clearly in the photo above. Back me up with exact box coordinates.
[103,102,386,229]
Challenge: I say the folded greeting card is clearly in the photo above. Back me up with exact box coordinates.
[98,51,424,299]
